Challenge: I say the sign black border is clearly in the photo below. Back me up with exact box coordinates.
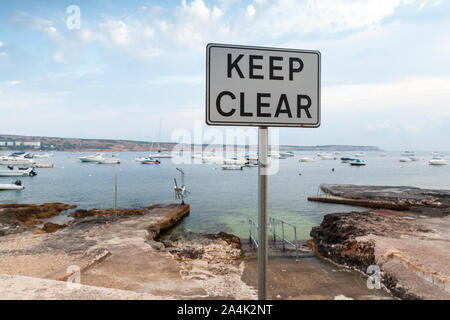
[206,43,321,128]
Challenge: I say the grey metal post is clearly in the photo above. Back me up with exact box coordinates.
[114,175,117,216]
[258,126,268,300]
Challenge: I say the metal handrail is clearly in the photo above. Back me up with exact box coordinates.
[268,217,299,260]
[248,218,259,248]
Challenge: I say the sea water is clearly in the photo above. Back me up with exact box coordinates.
[1,151,449,240]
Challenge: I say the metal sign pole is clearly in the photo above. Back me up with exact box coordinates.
[258,126,268,300]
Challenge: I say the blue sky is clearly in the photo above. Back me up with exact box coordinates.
[0,0,449,150]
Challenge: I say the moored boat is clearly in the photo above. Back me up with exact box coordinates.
[350,159,366,166]
[97,158,121,164]
[429,158,447,165]
[0,180,24,191]
[221,165,243,170]
[0,166,37,177]
[79,153,104,163]
[0,153,35,166]
[140,157,161,165]
[299,157,315,162]
[401,151,415,157]
[340,157,355,163]
[320,153,333,160]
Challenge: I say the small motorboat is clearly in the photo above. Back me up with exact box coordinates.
[320,153,333,160]
[270,152,287,159]
[221,165,243,170]
[0,166,37,177]
[140,157,161,165]
[223,157,248,165]
[33,153,53,159]
[299,157,315,162]
[97,158,121,164]
[202,155,224,164]
[0,180,24,191]
[429,158,447,165]
[401,151,415,157]
[148,151,172,158]
[350,159,366,166]
[280,151,294,157]
[340,157,355,163]
[79,153,104,163]
[0,153,35,166]
[399,158,412,163]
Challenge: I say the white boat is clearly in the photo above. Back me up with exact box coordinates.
[399,158,412,163]
[79,153,104,163]
[147,119,173,159]
[429,158,447,165]
[299,157,315,162]
[354,153,365,157]
[0,166,37,177]
[279,151,294,157]
[401,151,415,157]
[222,165,243,170]
[148,151,172,158]
[33,153,53,159]
[320,153,333,160]
[0,153,35,166]
[270,152,286,159]
[0,180,24,190]
[409,157,419,162]
[202,155,224,164]
[380,152,387,157]
[140,157,161,165]
[223,157,248,165]
[97,157,121,164]
[350,159,366,166]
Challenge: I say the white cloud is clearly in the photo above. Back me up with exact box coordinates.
[247,5,256,19]
[98,19,161,58]
[0,41,3,47]
[323,77,450,115]
[11,11,54,31]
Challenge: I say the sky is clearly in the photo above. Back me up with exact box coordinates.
[0,0,449,150]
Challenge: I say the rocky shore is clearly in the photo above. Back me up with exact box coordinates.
[309,184,450,300]
[0,200,393,300]
[0,202,258,299]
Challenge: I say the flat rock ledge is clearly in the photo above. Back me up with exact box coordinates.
[0,202,257,300]
[309,184,450,300]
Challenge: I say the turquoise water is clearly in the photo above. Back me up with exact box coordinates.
[1,151,449,240]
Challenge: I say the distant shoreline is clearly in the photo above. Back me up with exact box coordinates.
[0,134,382,152]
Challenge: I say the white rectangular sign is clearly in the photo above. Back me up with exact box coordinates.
[206,43,321,127]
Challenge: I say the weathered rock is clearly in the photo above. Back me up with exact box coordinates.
[42,222,67,233]
[310,184,450,216]
[310,186,450,300]
[70,208,149,219]
[0,203,76,236]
